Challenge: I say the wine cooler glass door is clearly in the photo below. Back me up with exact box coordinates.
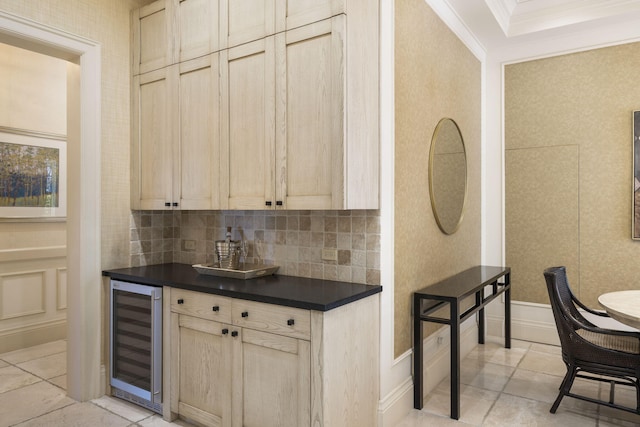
[110,280,162,405]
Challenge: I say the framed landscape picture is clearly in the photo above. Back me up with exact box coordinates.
[634,111,640,239]
[0,130,67,219]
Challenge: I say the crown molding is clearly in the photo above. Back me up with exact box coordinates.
[484,0,640,37]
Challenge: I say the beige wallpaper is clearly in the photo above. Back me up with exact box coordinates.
[0,0,152,269]
[395,0,481,357]
[505,42,640,306]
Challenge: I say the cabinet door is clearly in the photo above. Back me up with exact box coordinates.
[171,313,232,427]
[232,328,310,427]
[220,0,275,49]
[178,54,221,209]
[131,66,178,210]
[277,0,344,32]
[132,0,174,75]
[275,17,345,210]
[175,0,219,63]
[220,38,275,210]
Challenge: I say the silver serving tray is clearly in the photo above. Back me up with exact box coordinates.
[193,263,279,279]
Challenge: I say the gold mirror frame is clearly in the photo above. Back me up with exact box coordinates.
[428,118,468,235]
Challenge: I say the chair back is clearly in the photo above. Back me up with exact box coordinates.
[543,266,584,358]
[544,266,582,318]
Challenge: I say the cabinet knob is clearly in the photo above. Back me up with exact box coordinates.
[231,330,238,337]
[165,202,171,207]
[172,202,178,207]
[287,318,295,326]
[265,201,272,206]
[241,311,249,318]
[177,298,184,304]
[212,306,220,312]
[276,201,283,206]
[222,328,229,335]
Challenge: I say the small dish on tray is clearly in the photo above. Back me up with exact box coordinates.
[192,263,279,279]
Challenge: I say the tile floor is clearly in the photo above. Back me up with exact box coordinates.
[1,338,639,426]
[401,338,640,426]
[0,340,191,427]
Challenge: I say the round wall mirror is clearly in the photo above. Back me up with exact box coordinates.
[429,118,467,235]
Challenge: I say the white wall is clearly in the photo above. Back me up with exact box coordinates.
[0,42,67,353]
[0,42,66,134]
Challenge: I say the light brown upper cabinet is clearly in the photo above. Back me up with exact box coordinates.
[132,0,173,75]
[177,54,221,210]
[132,0,379,210]
[219,0,276,49]
[175,0,220,63]
[218,0,346,50]
[132,0,219,73]
[131,55,220,210]
[274,17,346,210]
[219,38,276,210]
[277,0,345,32]
[131,66,177,210]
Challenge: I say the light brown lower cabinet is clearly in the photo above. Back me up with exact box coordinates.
[164,287,379,427]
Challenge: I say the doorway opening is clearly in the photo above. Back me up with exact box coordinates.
[0,11,102,401]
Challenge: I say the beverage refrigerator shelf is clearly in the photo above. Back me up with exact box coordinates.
[192,263,279,279]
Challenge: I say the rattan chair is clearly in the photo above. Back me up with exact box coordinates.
[543,266,640,415]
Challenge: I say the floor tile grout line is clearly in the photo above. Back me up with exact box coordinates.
[2,359,65,389]
[3,349,67,365]
[1,341,160,426]
[7,400,76,427]
[0,366,57,397]
[477,340,530,426]
[88,399,154,425]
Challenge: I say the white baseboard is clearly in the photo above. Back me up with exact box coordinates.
[377,319,479,427]
[0,319,66,353]
[486,300,560,346]
[377,375,413,427]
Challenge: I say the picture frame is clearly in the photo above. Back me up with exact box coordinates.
[0,130,67,219]
[634,111,640,239]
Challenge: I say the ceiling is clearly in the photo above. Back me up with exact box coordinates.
[444,0,640,61]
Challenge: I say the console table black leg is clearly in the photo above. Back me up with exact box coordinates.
[451,301,461,420]
[479,307,485,345]
[477,291,485,344]
[505,285,511,349]
[413,295,423,409]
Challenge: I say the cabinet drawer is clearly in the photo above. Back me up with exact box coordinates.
[170,289,231,323]
[232,300,310,340]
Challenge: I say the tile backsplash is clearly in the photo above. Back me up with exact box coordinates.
[130,210,380,285]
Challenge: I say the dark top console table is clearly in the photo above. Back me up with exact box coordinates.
[413,265,511,420]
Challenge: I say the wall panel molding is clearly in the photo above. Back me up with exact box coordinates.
[0,270,46,320]
[0,253,66,353]
[56,267,67,311]
[0,246,66,262]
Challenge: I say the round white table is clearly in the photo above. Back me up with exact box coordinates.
[598,290,640,330]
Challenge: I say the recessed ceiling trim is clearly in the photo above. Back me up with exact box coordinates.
[485,0,640,38]
[484,0,517,35]
[509,0,640,36]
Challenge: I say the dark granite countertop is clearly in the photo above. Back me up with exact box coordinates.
[103,263,382,311]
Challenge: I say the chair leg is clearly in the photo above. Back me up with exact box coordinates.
[551,367,576,414]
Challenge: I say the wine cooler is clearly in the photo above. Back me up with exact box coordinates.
[109,280,162,414]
